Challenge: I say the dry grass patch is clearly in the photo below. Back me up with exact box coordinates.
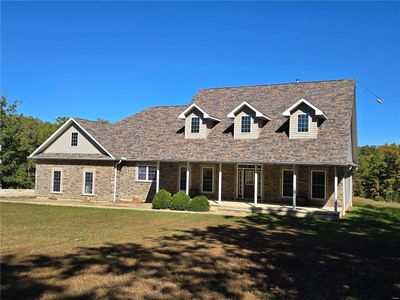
[1,200,399,299]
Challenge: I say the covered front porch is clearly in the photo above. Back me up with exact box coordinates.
[153,161,354,216]
[209,200,339,219]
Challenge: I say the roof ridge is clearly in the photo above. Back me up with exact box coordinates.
[199,78,356,91]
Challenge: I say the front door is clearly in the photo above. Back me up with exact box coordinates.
[243,170,254,199]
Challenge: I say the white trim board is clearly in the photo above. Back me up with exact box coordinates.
[227,101,271,120]
[283,98,327,118]
[178,103,220,122]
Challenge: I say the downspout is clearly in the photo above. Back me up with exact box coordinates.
[113,159,123,202]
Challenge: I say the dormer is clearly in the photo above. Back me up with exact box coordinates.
[178,103,220,139]
[227,101,271,139]
[282,98,326,139]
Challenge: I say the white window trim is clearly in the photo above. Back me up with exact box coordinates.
[281,168,294,198]
[136,165,157,182]
[178,165,192,191]
[297,113,310,133]
[240,115,252,134]
[71,132,78,146]
[51,168,63,194]
[310,169,327,200]
[201,166,214,193]
[82,169,96,196]
[190,116,201,134]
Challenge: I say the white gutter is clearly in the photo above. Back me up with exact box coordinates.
[113,158,124,202]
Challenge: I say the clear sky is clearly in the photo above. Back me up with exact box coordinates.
[1,1,399,145]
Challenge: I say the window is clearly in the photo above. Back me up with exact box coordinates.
[83,171,94,195]
[241,115,251,133]
[282,170,293,197]
[245,170,254,185]
[137,165,157,181]
[312,171,326,199]
[297,114,309,133]
[179,167,188,191]
[71,132,78,146]
[202,167,213,192]
[52,170,62,193]
[191,117,200,133]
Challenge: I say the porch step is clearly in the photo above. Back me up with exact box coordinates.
[216,205,339,220]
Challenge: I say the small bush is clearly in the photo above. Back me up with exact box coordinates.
[152,189,172,209]
[188,195,210,212]
[170,191,190,211]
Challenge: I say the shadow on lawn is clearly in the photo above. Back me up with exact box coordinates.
[1,206,400,299]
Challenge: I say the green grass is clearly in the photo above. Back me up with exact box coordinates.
[1,200,399,299]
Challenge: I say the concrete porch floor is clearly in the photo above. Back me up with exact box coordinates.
[209,200,340,219]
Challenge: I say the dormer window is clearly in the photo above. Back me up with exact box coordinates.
[71,132,78,146]
[178,103,220,139]
[241,115,251,133]
[297,113,309,133]
[191,117,200,133]
[282,98,326,139]
[227,101,270,139]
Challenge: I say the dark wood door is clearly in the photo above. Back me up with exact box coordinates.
[243,170,254,199]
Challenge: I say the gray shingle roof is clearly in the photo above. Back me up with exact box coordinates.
[36,79,357,166]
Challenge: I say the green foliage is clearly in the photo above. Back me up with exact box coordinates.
[354,144,400,202]
[170,191,190,211]
[188,195,210,212]
[0,96,59,188]
[152,189,172,209]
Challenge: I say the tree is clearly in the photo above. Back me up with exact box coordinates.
[0,96,58,188]
[354,144,400,202]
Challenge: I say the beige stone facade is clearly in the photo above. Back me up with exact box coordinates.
[35,160,349,210]
[35,160,115,201]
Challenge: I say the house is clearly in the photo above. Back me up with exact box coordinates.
[29,79,357,215]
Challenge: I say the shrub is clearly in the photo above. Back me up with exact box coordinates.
[152,189,172,209]
[170,191,190,211]
[188,195,210,212]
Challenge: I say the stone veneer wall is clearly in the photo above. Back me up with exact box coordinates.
[262,164,344,209]
[118,162,156,202]
[35,160,115,201]
[35,160,348,209]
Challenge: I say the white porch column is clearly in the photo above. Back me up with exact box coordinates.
[334,166,338,212]
[218,163,222,205]
[254,164,258,207]
[342,168,346,216]
[292,165,297,210]
[186,162,190,195]
[350,172,353,207]
[156,161,160,193]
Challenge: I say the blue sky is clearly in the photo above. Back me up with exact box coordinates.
[1,1,399,145]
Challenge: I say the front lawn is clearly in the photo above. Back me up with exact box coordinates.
[1,200,399,299]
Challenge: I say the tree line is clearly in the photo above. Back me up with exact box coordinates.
[1,96,399,202]
[354,144,400,202]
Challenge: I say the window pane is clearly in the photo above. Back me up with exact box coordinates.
[283,170,293,197]
[53,171,61,192]
[245,170,254,185]
[138,166,147,180]
[241,115,251,133]
[71,132,78,146]
[180,167,187,190]
[191,117,200,133]
[148,166,156,181]
[297,114,309,133]
[312,172,325,199]
[84,172,93,194]
[202,168,213,192]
